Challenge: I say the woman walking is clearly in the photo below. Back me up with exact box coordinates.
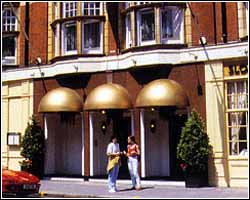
[125,136,141,190]
[106,135,121,193]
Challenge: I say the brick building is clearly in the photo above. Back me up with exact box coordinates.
[2,2,248,187]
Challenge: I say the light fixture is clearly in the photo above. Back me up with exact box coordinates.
[199,36,207,46]
[150,107,155,112]
[149,120,156,133]
[101,121,107,134]
[101,110,106,115]
[7,132,21,146]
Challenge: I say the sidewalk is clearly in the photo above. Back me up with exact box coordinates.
[39,179,249,198]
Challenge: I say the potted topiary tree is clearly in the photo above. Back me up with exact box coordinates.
[20,115,45,178]
[177,109,210,187]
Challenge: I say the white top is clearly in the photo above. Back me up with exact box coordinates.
[107,142,120,155]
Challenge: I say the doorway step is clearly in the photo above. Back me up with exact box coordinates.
[44,177,185,187]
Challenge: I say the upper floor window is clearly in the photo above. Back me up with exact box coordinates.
[161,6,184,44]
[137,9,155,45]
[82,2,102,16]
[2,7,18,65]
[82,20,103,53]
[61,22,77,55]
[244,2,248,34]
[125,13,132,48]
[62,2,77,18]
[2,34,17,65]
[2,8,17,31]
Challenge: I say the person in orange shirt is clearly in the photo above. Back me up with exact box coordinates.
[124,136,141,190]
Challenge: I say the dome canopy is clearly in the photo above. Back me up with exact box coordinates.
[38,87,83,112]
[84,83,132,110]
[135,79,189,108]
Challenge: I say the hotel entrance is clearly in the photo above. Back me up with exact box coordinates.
[136,79,189,179]
[85,83,133,178]
[89,110,131,178]
[38,87,84,176]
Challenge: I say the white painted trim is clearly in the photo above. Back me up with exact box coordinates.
[131,111,135,136]
[89,113,94,176]
[140,110,146,178]
[44,115,48,140]
[81,113,85,176]
[2,42,248,82]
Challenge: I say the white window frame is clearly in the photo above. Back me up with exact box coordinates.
[125,13,132,48]
[137,9,156,46]
[82,20,103,54]
[225,79,248,157]
[61,21,77,55]
[244,2,248,35]
[82,2,103,16]
[54,24,60,56]
[62,2,77,18]
[2,34,17,65]
[160,6,184,44]
[2,8,17,32]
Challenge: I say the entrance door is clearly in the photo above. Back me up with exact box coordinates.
[112,112,131,179]
[144,110,170,177]
[91,110,131,178]
[45,113,82,176]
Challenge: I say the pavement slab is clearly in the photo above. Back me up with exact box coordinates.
[39,179,249,198]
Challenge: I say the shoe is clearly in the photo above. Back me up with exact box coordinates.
[130,186,136,190]
[108,189,116,193]
[136,187,141,191]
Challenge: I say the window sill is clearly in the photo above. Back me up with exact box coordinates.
[50,54,106,63]
[228,156,249,160]
[2,31,20,36]
[240,35,248,42]
[121,43,187,54]
[2,64,19,71]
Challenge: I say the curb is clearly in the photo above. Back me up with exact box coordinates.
[39,191,101,198]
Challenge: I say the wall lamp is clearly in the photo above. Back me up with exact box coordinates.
[149,120,156,133]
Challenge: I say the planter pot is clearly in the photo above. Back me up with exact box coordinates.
[185,173,208,188]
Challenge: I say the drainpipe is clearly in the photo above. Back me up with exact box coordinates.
[24,2,29,66]
[221,2,227,43]
[213,2,217,45]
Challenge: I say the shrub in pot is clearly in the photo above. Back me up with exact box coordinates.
[177,109,210,187]
[20,115,45,178]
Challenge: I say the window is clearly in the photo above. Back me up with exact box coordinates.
[161,6,184,44]
[2,8,17,65]
[82,2,102,16]
[125,13,132,48]
[82,21,103,53]
[62,2,77,18]
[62,22,77,55]
[226,80,248,156]
[137,9,155,45]
[2,8,17,31]
[244,2,248,35]
[2,34,17,65]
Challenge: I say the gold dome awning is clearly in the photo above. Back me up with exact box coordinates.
[38,87,83,112]
[135,79,189,108]
[84,83,132,110]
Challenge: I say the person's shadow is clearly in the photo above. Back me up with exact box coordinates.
[117,186,154,192]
